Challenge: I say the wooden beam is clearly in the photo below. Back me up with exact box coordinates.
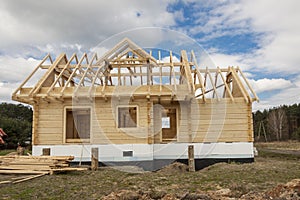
[91,148,98,171]
[213,69,219,99]
[181,50,195,94]
[32,103,39,145]
[147,100,153,144]
[230,67,249,103]
[46,53,77,96]
[206,68,219,100]
[188,145,195,172]
[169,51,177,94]
[237,67,259,102]
[29,53,66,97]
[159,60,162,92]
[191,51,206,101]
[12,54,53,96]
[74,53,98,95]
[60,53,87,96]
[217,67,234,101]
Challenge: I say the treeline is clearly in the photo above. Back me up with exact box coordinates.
[253,103,300,142]
[0,103,32,148]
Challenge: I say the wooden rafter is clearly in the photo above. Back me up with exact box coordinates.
[29,53,66,97]
[169,51,177,93]
[237,67,259,102]
[74,53,98,95]
[12,54,53,97]
[181,50,195,94]
[206,68,219,100]
[60,54,88,96]
[217,67,234,101]
[229,67,250,103]
[191,51,206,101]
[46,53,77,96]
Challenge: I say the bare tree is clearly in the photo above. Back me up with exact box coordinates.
[268,108,288,141]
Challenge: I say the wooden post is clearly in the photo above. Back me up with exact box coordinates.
[42,148,51,156]
[147,101,153,144]
[188,145,195,172]
[91,148,99,171]
[187,102,192,142]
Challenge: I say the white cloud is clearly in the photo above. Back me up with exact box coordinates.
[199,52,250,70]
[253,87,300,111]
[161,56,180,63]
[189,0,300,74]
[0,82,19,103]
[249,78,293,94]
[0,55,43,103]
[0,56,40,83]
[0,0,175,55]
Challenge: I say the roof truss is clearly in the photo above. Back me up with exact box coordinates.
[12,38,259,104]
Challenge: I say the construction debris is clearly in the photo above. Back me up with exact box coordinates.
[0,155,88,184]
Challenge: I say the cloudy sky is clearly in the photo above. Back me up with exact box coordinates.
[0,0,299,111]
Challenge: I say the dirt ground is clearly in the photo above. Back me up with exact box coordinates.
[0,142,299,199]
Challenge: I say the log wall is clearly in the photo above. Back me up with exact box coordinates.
[34,97,253,145]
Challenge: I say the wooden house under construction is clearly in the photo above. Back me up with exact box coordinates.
[12,38,259,170]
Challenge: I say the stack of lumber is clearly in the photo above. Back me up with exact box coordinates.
[0,155,87,175]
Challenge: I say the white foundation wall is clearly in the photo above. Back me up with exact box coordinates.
[33,142,254,162]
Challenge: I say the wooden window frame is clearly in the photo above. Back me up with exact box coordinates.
[64,106,92,144]
[116,105,139,129]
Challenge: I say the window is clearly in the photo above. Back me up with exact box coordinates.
[66,108,90,142]
[118,106,137,128]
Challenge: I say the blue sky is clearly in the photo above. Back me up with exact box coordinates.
[0,0,299,111]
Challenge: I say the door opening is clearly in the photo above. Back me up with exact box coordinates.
[161,108,177,143]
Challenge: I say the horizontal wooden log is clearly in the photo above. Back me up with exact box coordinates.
[0,170,50,174]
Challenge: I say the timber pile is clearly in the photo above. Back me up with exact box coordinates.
[0,155,87,175]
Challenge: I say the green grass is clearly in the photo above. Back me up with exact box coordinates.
[255,140,300,150]
[0,149,15,156]
[0,149,32,156]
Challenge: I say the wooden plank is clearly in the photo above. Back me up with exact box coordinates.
[0,181,12,184]
[0,170,49,174]
[13,173,48,184]
[0,165,51,171]
[1,155,74,160]
[50,167,88,172]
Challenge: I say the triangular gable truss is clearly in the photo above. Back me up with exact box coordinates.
[12,38,259,104]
